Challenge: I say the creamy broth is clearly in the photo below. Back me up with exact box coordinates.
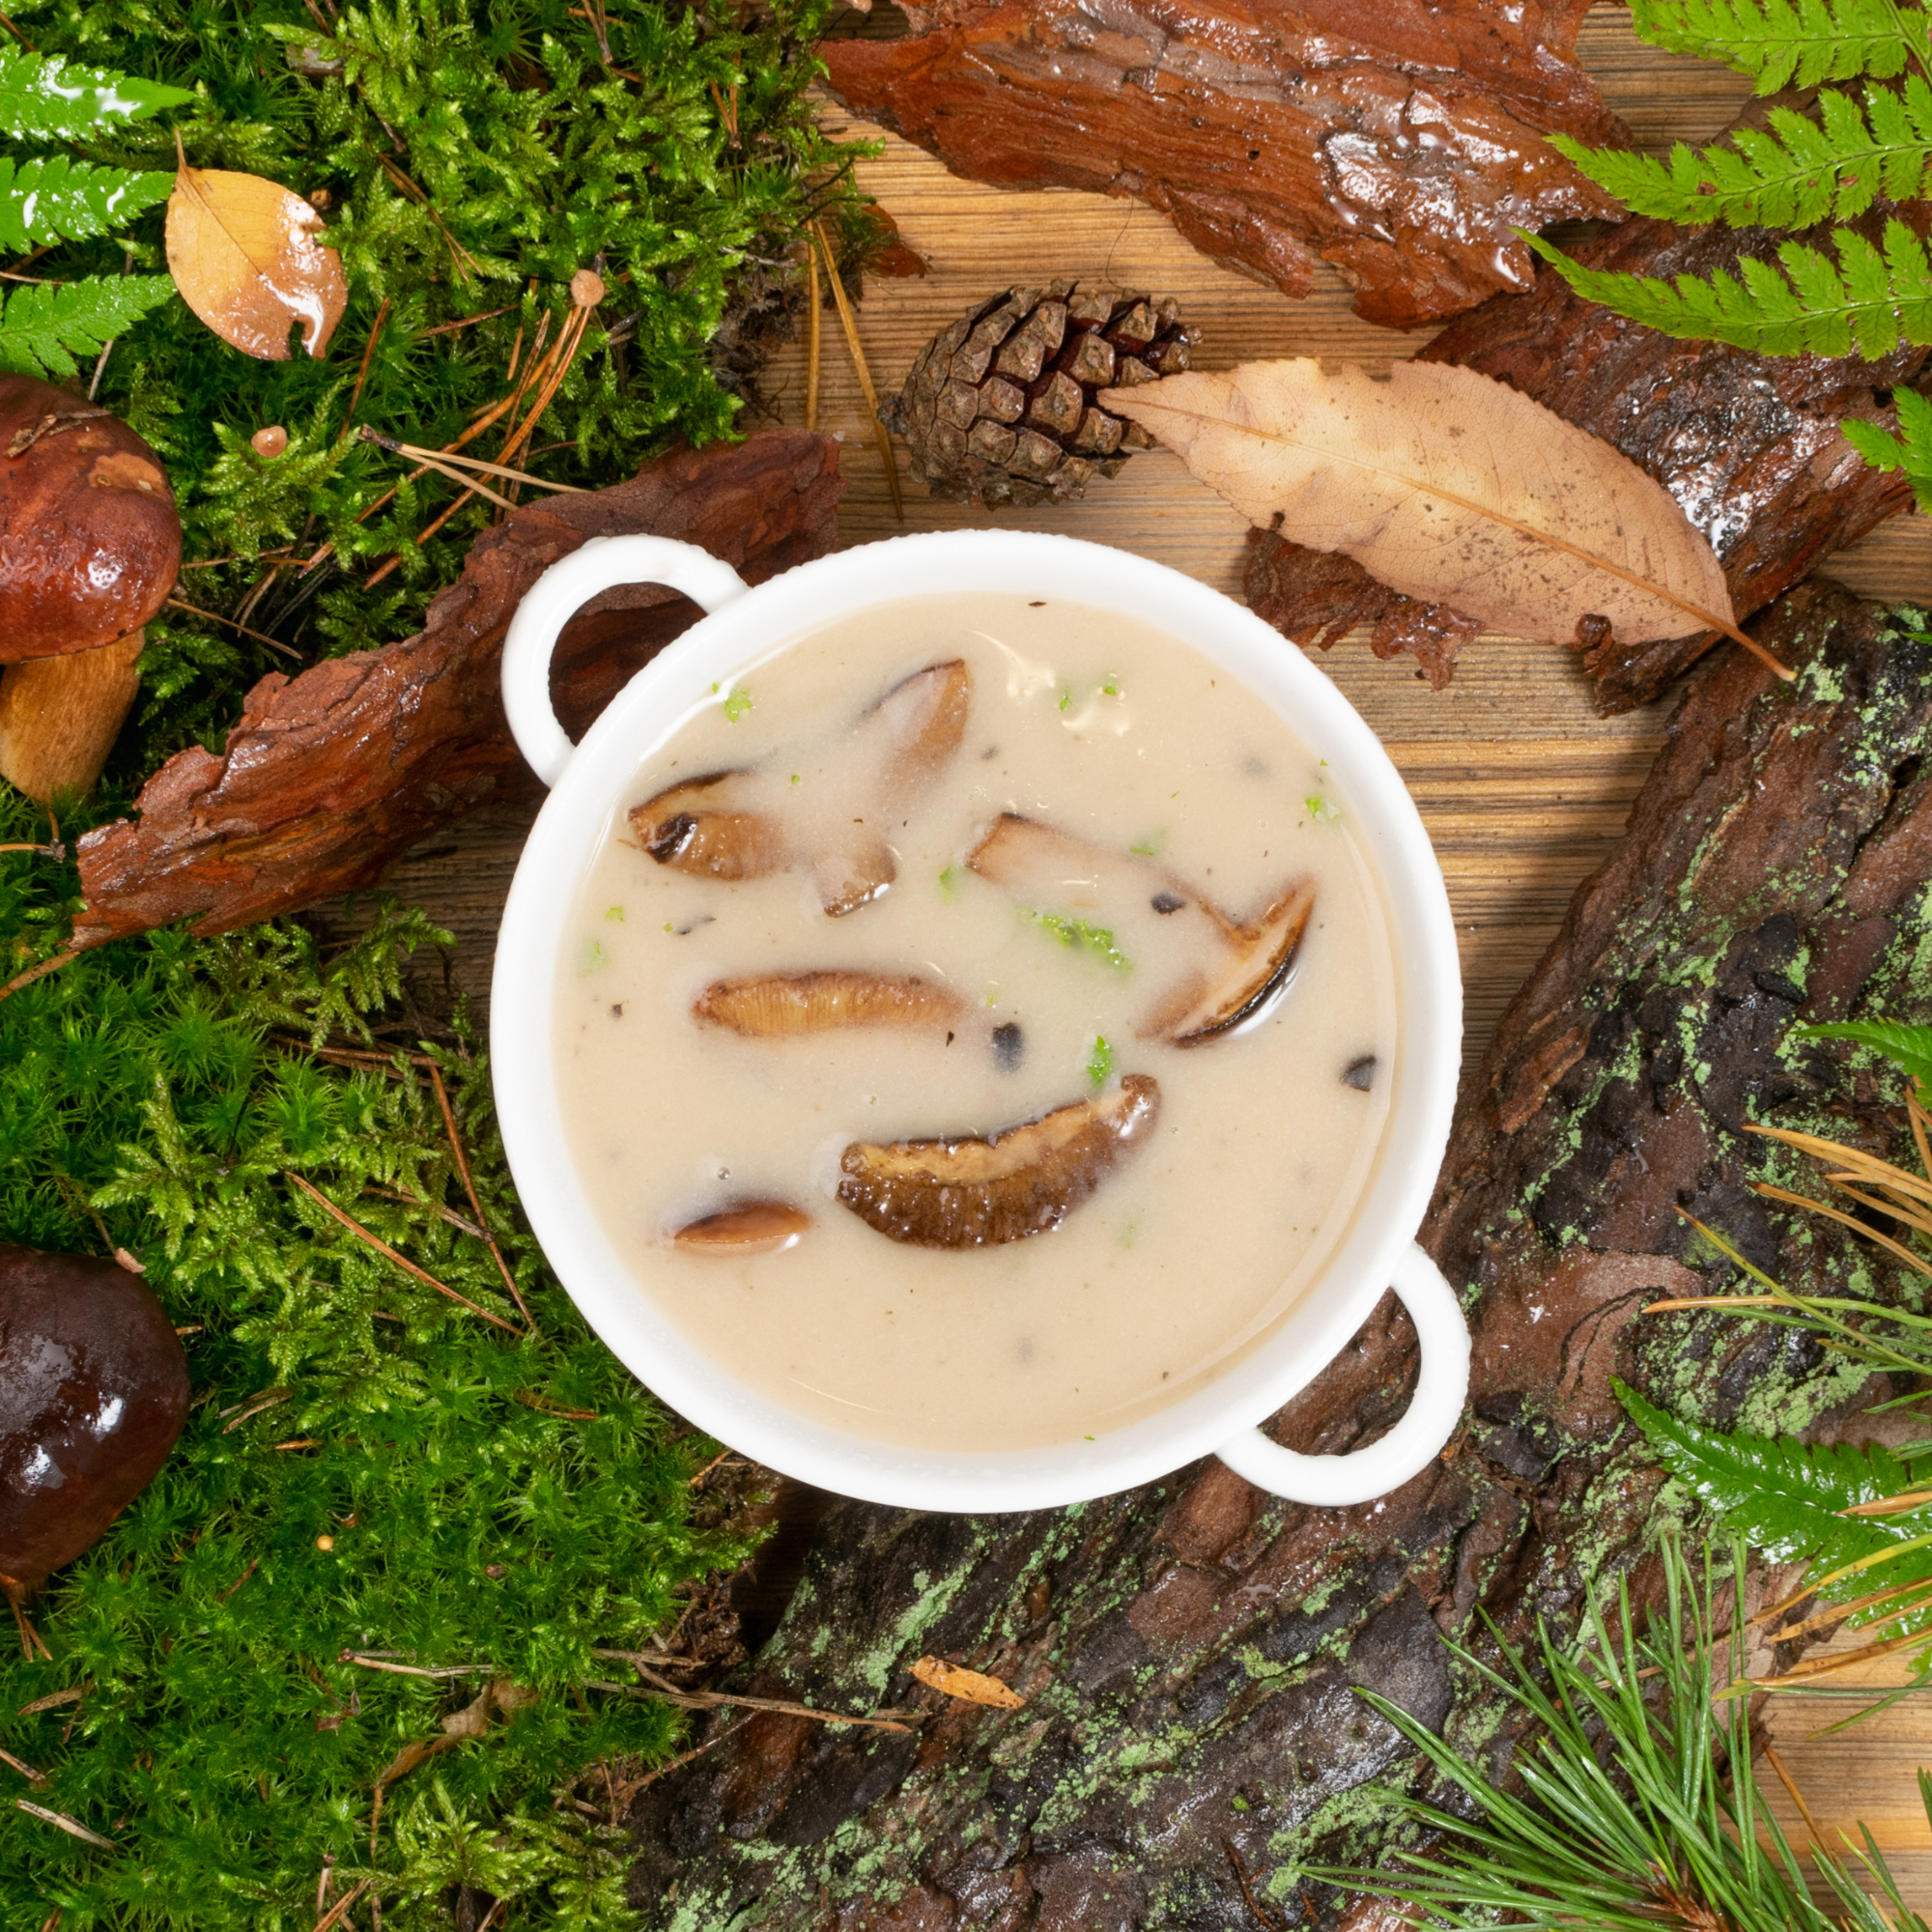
[553,593,1395,1452]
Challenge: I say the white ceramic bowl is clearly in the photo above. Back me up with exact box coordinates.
[493,529,1467,1514]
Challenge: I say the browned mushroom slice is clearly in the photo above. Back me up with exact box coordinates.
[871,658,971,797]
[695,970,964,1036]
[965,812,1230,944]
[812,835,897,917]
[1140,881,1316,1045]
[629,771,791,881]
[672,1201,811,1255]
[837,1074,1159,1248]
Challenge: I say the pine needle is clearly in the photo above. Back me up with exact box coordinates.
[284,1171,523,1334]
[813,218,901,521]
[805,242,821,432]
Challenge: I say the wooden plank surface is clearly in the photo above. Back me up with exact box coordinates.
[354,2,1932,1878]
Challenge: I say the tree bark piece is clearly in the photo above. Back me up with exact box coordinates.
[821,0,1627,330]
[70,432,843,948]
[624,582,1932,1928]
[1246,95,1928,712]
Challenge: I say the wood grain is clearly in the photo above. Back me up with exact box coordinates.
[344,4,1932,1876]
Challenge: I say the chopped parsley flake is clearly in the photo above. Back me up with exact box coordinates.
[1305,793,1341,823]
[579,939,607,975]
[1129,831,1165,857]
[604,904,624,922]
[1028,911,1131,972]
[722,685,753,722]
[1086,1035,1114,1087]
[790,772,801,785]
[1100,674,1121,697]
[938,864,962,903]
[1057,684,1073,713]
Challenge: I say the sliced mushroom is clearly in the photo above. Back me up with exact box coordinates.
[965,812,1230,949]
[811,836,898,918]
[695,970,963,1036]
[672,1201,811,1255]
[630,771,791,881]
[871,658,971,799]
[1140,881,1316,1045]
[837,1074,1159,1248]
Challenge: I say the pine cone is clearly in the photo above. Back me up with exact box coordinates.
[884,281,1194,508]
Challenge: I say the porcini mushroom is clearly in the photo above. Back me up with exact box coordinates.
[1,1246,190,1623]
[837,1074,1160,1247]
[0,376,182,802]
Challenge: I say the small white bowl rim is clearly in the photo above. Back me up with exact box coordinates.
[491,528,1462,1514]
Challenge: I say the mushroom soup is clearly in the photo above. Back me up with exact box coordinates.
[554,593,1396,1453]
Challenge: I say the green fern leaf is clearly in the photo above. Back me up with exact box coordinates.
[0,155,173,254]
[0,47,192,141]
[1628,0,1928,92]
[1525,219,1932,357]
[1797,1015,1932,1082]
[0,273,174,380]
[1619,1381,1919,1584]
[1551,80,1932,229]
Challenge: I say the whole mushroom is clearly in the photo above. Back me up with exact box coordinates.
[0,377,182,802]
[0,1246,190,1617]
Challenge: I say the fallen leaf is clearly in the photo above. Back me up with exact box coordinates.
[165,149,346,361]
[1102,359,1760,661]
[910,1656,1027,1709]
[374,1678,534,1790]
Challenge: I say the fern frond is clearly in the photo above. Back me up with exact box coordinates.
[1619,1381,1920,1584]
[1799,1015,1932,1080]
[0,47,193,142]
[1628,0,1931,93]
[0,274,175,381]
[0,156,173,254]
[1526,219,1932,358]
[1552,79,1932,229]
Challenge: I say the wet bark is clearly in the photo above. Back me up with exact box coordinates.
[625,582,1932,1928]
[71,431,844,948]
[820,0,1625,330]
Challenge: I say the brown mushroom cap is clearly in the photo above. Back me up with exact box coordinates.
[0,375,182,663]
[0,1245,190,1597]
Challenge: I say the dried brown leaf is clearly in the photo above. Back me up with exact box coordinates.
[910,1656,1028,1709]
[1103,360,1769,666]
[165,153,347,361]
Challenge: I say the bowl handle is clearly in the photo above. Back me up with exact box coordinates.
[1213,1243,1469,1508]
[500,534,753,787]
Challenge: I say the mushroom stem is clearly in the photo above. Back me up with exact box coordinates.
[0,629,144,802]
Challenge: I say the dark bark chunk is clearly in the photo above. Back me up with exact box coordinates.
[71,431,844,947]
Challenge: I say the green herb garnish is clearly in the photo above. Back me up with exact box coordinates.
[1028,911,1131,972]
[1128,831,1165,857]
[1305,793,1341,824]
[938,864,961,903]
[722,686,753,723]
[1085,1035,1115,1086]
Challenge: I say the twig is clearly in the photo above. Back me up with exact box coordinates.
[0,842,62,858]
[87,245,134,401]
[589,1652,921,1731]
[1222,1835,1290,1930]
[216,1559,260,1601]
[688,1447,738,1489]
[221,1389,292,1433]
[346,295,391,425]
[419,303,514,338]
[812,218,901,521]
[15,1799,112,1848]
[361,1184,486,1240]
[372,445,518,511]
[0,1745,43,1782]
[512,1390,596,1421]
[0,948,78,1007]
[1762,1745,1822,1845]
[619,1715,753,1801]
[356,426,586,495]
[428,1060,535,1329]
[805,243,821,432]
[377,156,478,281]
[284,1172,523,1334]
[310,1879,372,1932]
[164,596,300,660]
